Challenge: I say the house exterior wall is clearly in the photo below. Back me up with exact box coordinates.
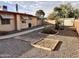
[21,23,28,29]
[16,15,41,30]
[37,20,42,25]
[0,11,42,32]
[18,15,36,30]
[21,19,32,29]
[16,14,22,31]
[0,13,15,31]
[31,17,38,26]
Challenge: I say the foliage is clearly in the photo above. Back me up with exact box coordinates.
[41,28,57,34]
[74,9,79,19]
[35,10,45,25]
[47,3,79,20]
[54,3,73,18]
[47,12,60,20]
[35,10,45,18]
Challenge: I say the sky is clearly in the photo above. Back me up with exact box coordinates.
[0,1,79,17]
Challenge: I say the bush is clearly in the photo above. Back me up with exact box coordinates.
[41,28,57,34]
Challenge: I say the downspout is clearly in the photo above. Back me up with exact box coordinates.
[14,4,18,31]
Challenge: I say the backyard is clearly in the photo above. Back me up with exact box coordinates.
[0,1,79,58]
[0,26,79,58]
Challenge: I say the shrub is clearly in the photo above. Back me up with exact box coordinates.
[41,28,57,34]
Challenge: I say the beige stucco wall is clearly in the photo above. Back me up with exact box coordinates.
[21,23,28,29]
[37,20,42,25]
[31,17,42,26]
[0,14,15,31]
[18,16,41,30]
[74,19,79,34]
[0,12,42,32]
[16,15,35,30]
[21,20,32,29]
[16,14,22,31]
[31,17,38,26]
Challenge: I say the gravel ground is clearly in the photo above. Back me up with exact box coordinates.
[0,39,33,58]
[19,27,79,58]
[0,27,79,58]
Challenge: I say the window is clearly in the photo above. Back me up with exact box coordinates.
[1,19,10,24]
[21,20,26,23]
[21,16,27,23]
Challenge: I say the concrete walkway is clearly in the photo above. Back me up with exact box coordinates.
[0,26,49,39]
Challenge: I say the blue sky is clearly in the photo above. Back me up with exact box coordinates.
[0,1,79,17]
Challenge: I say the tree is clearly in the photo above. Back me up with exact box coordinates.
[47,3,79,29]
[48,3,73,30]
[47,12,59,20]
[54,3,74,18]
[48,3,79,19]
[74,9,79,19]
[35,10,45,18]
[35,10,45,25]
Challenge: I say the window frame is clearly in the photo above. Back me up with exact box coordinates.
[1,18,10,25]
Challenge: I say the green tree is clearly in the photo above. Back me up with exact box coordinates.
[48,3,79,19]
[73,9,79,19]
[54,3,74,18]
[47,12,59,20]
[35,10,45,18]
[47,3,79,29]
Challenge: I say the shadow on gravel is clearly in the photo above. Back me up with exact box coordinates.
[53,41,62,51]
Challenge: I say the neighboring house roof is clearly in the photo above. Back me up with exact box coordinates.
[0,10,36,17]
